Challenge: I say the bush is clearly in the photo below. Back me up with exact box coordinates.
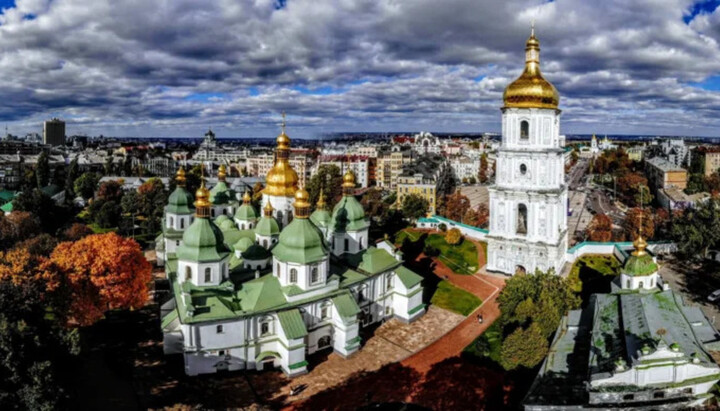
[446,228,463,245]
[424,244,439,257]
[438,223,447,232]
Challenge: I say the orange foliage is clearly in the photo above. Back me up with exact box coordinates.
[48,232,152,326]
[446,228,463,245]
[587,214,613,242]
[0,247,59,291]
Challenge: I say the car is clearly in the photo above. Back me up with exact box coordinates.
[708,289,720,302]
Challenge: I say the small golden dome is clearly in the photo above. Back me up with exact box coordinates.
[342,170,356,188]
[194,180,211,214]
[316,189,327,209]
[263,200,274,216]
[632,235,648,257]
[293,187,311,218]
[242,190,251,203]
[276,132,290,151]
[503,30,559,110]
[264,124,299,197]
[176,166,186,186]
[218,164,227,181]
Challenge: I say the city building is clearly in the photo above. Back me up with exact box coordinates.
[246,149,316,188]
[316,155,370,188]
[645,157,687,192]
[450,155,480,183]
[43,118,65,146]
[626,145,644,162]
[376,146,413,190]
[194,129,250,163]
[524,237,720,409]
[159,127,425,377]
[656,187,709,211]
[486,29,568,275]
[396,154,448,215]
[693,146,720,177]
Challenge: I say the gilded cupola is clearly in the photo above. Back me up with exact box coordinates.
[194,179,211,218]
[342,170,356,195]
[263,113,299,197]
[293,187,311,219]
[503,26,559,110]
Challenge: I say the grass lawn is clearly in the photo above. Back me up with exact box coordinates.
[430,280,482,316]
[394,229,423,244]
[568,254,621,303]
[464,321,502,363]
[426,234,479,275]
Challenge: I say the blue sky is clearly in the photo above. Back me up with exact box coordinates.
[1,0,720,138]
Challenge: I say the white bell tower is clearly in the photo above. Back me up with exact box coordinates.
[486,27,568,275]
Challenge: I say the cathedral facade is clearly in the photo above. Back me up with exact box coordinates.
[159,127,425,377]
[486,29,568,275]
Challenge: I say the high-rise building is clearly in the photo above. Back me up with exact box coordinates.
[486,29,568,276]
[43,118,65,146]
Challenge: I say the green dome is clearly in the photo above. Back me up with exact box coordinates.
[330,196,368,232]
[166,187,194,214]
[210,181,235,205]
[256,215,280,237]
[177,218,230,262]
[219,219,236,231]
[242,244,271,260]
[310,209,331,228]
[233,237,254,252]
[214,214,230,224]
[234,203,258,222]
[272,218,328,264]
[622,254,658,277]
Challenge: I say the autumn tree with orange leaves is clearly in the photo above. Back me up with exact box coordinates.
[443,191,471,222]
[47,232,152,326]
[587,214,613,242]
[623,207,655,241]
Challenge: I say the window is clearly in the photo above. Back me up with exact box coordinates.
[344,238,349,252]
[216,324,223,333]
[211,209,216,217]
[639,281,644,288]
[520,120,529,140]
[626,280,631,288]
[359,237,364,249]
[276,263,281,276]
[169,216,174,227]
[623,394,634,401]
[176,240,180,246]
[204,268,211,283]
[321,304,330,319]
[221,263,226,277]
[517,204,528,235]
[218,350,225,356]
[520,164,527,175]
[683,388,693,394]
[263,239,268,248]
[318,335,331,348]
[260,320,270,336]
[241,223,245,229]
[290,268,298,283]
[185,266,192,281]
[653,392,665,399]
[358,287,366,302]
[386,274,394,290]
[311,267,319,284]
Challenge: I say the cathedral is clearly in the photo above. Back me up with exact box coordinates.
[486,28,568,275]
[159,125,425,376]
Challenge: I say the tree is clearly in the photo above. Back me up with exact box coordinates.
[623,208,655,240]
[63,223,93,241]
[138,178,167,237]
[478,153,489,184]
[64,157,79,200]
[401,194,429,221]
[16,233,58,257]
[12,189,69,234]
[36,151,50,188]
[438,223,447,232]
[671,198,720,259]
[443,191,471,222]
[0,211,41,249]
[445,228,463,245]
[587,214,613,242]
[93,200,121,229]
[73,172,100,200]
[47,233,152,326]
[307,165,343,209]
[361,188,389,219]
[96,180,124,204]
[122,155,133,177]
[436,163,456,199]
[499,323,549,370]
[103,156,114,175]
[463,204,489,228]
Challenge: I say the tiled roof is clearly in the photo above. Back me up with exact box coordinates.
[332,293,361,318]
[277,309,308,340]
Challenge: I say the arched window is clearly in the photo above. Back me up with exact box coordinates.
[520,120,529,140]
[639,281,644,288]
[180,218,184,229]
[204,267,211,283]
[344,238,349,252]
[211,209,216,217]
[169,216,175,228]
[241,223,245,230]
[260,317,272,336]
[311,267,319,284]
[626,280,631,288]
[520,164,527,175]
[276,263,280,275]
[290,268,298,283]
[221,263,226,277]
[517,204,528,235]
[359,237,364,250]
[263,239,268,248]
[321,301,331,319]
[386,274,394,290]
[357,286,366,302]
[185,266,192,281]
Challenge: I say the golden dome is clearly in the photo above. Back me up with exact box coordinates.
[218,164,227,181]
[293,187,311,218]
[342,170,356,188]
[263,117,299,197]
[503,29,559,110]
[176,166,186,186]
[263,200,274,216]
[242,190,252,203]
[632,235,648,257]
[194,180,211,216]
[316,189,327,209]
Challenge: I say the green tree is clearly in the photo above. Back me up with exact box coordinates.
[671,198,720,259]
[499,323,549,370]
[307,165,343,209]
[361,188,389,220]
[96,180,124,204]
[11,189,69,234]
[36,151,50,188]
[93,200,121,228]
[64,157,79,200]
[401,193,429,221]
[103,156,114,175]
[122,155,132,177]
[73,172,100,200]
[138,178,167,237]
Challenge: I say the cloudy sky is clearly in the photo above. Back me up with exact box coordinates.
[0,0,719,138]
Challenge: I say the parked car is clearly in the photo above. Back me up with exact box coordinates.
[708,289,720,302]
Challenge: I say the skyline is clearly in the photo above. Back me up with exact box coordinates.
[0,0,719,138]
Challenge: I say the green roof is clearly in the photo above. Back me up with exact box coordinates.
[310,208,331,227]
[166,186,194,214]
[255,215,280,237]
[233,237,254,252]
[0,189,15,202]
[214,215,230,224]
[234,203,258,222]
[210,181,234,205]
[395,266,423,289]
[622,253,658,277]
[332,293,361,318]
[237,274,287,312]
[242,244,271,260]
[1,202,12,213]
[219,219,237,231]
[161,309,179,331]
[357,247,400,274]
[277,309,308,339]
[255,351,281,362]
[272,218,328,264]
[176,218,231,262]
[330,195,369,232]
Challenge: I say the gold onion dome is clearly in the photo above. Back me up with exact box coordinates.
[632,235,648,257]
[218,164,227,181]
[176,166,187,186]
[242,190,252,204]
[264,115,299,197]
[293,187,311,218]
[503,27,559,110]
[316,189,327,209]
[263,201,274,216]
[194,180,211,216]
